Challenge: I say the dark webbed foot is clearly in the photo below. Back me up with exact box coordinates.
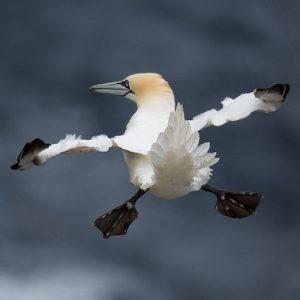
[94,189,146,239]
[202,184,262,218]
[214,191,262,218]
[94,201,138,239]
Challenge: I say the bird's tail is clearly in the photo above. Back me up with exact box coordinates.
[148,104,219,199]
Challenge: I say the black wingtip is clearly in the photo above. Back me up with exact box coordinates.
[282,83,290,100]
[10,163,19,170]
[269,83,290,101]
[254,83,290,102]
[11,138,50,171]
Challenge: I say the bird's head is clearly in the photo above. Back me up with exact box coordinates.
[89,73,174,106]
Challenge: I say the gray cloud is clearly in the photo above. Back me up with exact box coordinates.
[1,0,300,299]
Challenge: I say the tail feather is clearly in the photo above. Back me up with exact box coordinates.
[148,104,219,198]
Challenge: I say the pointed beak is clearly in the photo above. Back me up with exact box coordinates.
[89,81,131,97]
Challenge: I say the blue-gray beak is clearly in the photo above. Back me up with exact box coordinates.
[89,80,133,98]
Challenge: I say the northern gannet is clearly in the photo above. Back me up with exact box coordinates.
[11,73,289,239]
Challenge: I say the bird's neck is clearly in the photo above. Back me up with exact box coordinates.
[135,92,175,113]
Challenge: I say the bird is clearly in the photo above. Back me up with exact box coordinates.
[11,73,289,239]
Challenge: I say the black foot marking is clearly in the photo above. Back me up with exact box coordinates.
[11,138,50,170]
[94,201,138,239]
[215,191,262,218]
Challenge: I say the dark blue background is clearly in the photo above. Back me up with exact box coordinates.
[1,1,299,299]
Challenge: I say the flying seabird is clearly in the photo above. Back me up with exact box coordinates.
[11,73,289,239]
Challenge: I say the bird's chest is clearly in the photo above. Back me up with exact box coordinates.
[126,110,168,140]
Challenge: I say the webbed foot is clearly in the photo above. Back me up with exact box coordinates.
[202,184,262,218]
[94,189,146,239]
[94,201,138,239]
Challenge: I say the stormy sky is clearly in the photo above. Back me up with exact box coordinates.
[1,0,300,299]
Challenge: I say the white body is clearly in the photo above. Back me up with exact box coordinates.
[120,102,215,199]
[119,98,176,197]
[15,73,286,200]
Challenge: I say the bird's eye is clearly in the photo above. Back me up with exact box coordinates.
[122,80,130,89]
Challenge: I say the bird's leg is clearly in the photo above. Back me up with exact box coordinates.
[94,189,147,239]
[201,184,263,218]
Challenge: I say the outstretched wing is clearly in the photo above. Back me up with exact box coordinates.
[189,83,289,132]
[148,104,219,199]
[11,134,113,171]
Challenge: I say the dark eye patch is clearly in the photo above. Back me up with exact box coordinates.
[122,80,130,89]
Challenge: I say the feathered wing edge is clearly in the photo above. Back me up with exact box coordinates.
[189,83,290,132]
[11,134,113,171]
[148,103,219,198]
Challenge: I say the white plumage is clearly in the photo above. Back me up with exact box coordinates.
[189,88,285,132]
[11,73,289,238]
[148,103,218,199]
[12,73,288,201]
[35,134,112,166]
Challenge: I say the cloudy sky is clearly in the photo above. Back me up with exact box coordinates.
[1,0,300,299]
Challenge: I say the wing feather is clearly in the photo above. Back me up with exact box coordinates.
[11,134,113,171]
[189,83,289,132]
